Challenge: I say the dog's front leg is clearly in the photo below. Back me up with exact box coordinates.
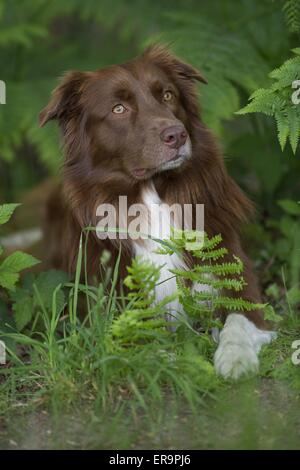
[214,313,276,380]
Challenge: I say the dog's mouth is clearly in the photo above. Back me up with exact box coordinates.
[132,142,192,180]
[133,154,185,179]
[159,153,187,171]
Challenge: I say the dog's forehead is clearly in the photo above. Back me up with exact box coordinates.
[123,57,171,84]
[87,60,172,98]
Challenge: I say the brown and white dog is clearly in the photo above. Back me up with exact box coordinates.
[39,45,275,379]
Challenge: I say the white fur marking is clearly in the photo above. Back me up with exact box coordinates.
[214,313,277,379]
[132,183,211,321]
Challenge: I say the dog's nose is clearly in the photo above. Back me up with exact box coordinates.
[160,125,187,149]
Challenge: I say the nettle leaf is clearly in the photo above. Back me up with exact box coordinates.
[0,203,20,225]
[0,251,40,291]
[12,291,34,331]
[10,270,69,331]
[0,271,19,291]
[0,251,39,273]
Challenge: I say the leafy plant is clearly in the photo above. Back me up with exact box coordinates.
[11,270,68,332]
[107,258,175,348]
[238,48,300,154]
[264,199,300,306]
[1,226,299,449]
[283,0,300,34]
[156,9,270,135]
[0,204,39,292]
[1,229,265,390]
[157,230,266,332]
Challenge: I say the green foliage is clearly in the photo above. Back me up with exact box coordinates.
[284,0,300,34]
[11,270,68,331]
[156,10,270,135]
[247,198,300,318]
[103,230,268,356]
[278,198,300,215]
[158,230,265,331]
[259,310,300,388]
[0,227,299,449]
[0,203,20,225]
[0,241,219,408]
[0,204,39,292]
[0,251,39,291]
[108,258,174,348]
[263,304,283,324]
[238,49,300,154]
[0,0,139,174]
[272,200,300,288]
[2,229,265,402]
[0,229,298,424]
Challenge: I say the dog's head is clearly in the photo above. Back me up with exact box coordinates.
[39,44,207,182]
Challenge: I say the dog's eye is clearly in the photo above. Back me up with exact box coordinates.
[112,104,127,114]
[163,90,173,102]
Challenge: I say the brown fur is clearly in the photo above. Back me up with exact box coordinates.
[40,45,267,329]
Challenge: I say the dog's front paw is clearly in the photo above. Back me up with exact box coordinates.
[214,342,259,380]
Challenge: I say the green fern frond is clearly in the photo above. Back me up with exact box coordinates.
[192,258,244,277]
[238,49,300,154]
[154,9,271,135]
[107,257,176,348]
[174,271,245,292]
[192,294,264,312]
[193,247,228,261]
[108,231,266,343]
[200,234,223,251]
[283,0,300,34]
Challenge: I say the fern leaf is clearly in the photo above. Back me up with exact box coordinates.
[238,49,300,154]
[283,0,300,34]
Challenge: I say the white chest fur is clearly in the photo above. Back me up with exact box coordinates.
[132,183,210,321]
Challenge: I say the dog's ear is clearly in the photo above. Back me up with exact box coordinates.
[39,71,87,127]
[143,44,207,84]
[144,44,207,119]
[172,59,207,84]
